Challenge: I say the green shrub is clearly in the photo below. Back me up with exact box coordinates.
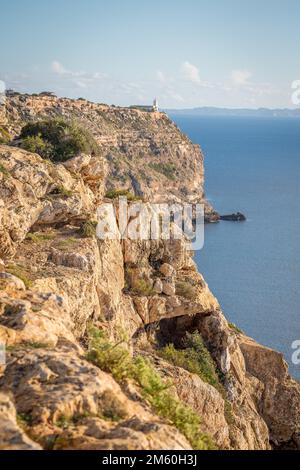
[19,134,54,159]
[158,332,222,392]
[131,356,214,450]
[175,280,196,300]
[105,189,142,201]
[149,162,176,181]
[86,327,214,450]
[158,332,234,426]
[18,118,99,162]
[86,327,133,382]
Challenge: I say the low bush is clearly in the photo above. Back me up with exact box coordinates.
[158,332,234,425]
[158,332,223,392]
[17,118,99,162]
[86,327,132,382]
[18,134,53,159]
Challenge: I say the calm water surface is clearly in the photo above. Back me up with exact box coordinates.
[169,114,300,379]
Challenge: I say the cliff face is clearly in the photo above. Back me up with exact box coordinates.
[3,93,218,221]
[0,94,299,450]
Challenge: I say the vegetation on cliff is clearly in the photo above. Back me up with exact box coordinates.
[158,332,223,392]
[86,327,215,450]
[1,94,299,451]
[0,126,11,144]
[17,118,99,162]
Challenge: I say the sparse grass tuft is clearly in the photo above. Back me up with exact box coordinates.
[49,185,73,198]
[7,342,50,352]
[105,189,142,201]
[99,391,128,422]
[55,415,72,429]
[79,219,98,238]
[175,280,196,300]
[55,412,97,430]
[26,232,55,243]
[0,126,11,144]
[228,322,243,334]
[125,267,156,296]
[149,162,176,181]
[6,264,33,289]
[131,278,156,296]
[86,327,215,449]
[17,413,33,428]
[55,237,78,251]
[0,163,10,177]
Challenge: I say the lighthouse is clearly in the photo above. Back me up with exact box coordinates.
[153,98,159,112]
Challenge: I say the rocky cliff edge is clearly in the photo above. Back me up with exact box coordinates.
[0,94,299,450]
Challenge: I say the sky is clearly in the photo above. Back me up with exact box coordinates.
[1,0,300,108]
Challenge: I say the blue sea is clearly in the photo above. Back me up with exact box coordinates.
[169,114,300,379]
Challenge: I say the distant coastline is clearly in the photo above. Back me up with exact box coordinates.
[166,106,300,118]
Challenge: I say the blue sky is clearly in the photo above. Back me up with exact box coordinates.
[1,0,300,108]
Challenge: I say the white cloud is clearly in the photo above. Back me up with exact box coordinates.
[167,90,185,103]
[74,80,88,88]
[51,60,69,75]
[51,61,106,82]
[182,61,201,84]
[156,70,166,83]
[231,69,252,86]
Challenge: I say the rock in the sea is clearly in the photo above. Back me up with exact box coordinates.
[220,212,246,221]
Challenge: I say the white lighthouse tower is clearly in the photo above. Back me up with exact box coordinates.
[153,98,159,112]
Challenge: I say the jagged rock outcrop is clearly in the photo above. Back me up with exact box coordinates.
[0,94,299,450]
[0,144,106,258]
[0,393,42,450]
[0,346,191,450]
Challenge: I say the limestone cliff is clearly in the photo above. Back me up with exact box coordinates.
[0,93,299,450]
[3,93,218,221]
